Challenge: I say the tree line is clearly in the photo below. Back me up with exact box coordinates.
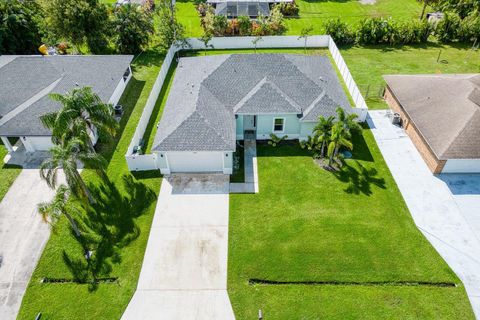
[0,0,183,55]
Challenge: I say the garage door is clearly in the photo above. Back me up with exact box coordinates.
[167,151,224,173]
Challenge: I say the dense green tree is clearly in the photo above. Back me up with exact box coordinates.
[44,0,110,52]
[439,0,480,19]
[0,0,44,54]
[156,0,186,49]
[114,4,154,54]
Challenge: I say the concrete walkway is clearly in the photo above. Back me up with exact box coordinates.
[368,110,480,318]
[122,174,235,320]
[0,169,65,320]
[230,139,259,194]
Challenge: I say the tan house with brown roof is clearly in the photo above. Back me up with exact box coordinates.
[384,74,480,174]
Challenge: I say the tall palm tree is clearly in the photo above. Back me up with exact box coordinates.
[40,139,107,204]
[327,122,353,166]
[41,87,118,150]
[38,185,82,238]
[335,107,361,136]
[313,115,334,158]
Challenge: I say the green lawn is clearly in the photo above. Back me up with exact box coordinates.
[340,43,480,109]
[228,133,475,319]
[284,0,424,35]
[0,142,22,201]
[18,49,165,320]
[176,0,425,38]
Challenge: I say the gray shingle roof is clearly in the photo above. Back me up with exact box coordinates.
[0,55,133,136]
[153,54,351,152]
[384,74,480,159]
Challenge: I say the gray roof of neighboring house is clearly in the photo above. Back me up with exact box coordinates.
[384,74,480,160]
[153,54,351,152]
[215,2,270,17]
[0,55,133,136]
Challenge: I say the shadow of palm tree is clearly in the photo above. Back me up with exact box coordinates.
[334,160,386,196]
[62,174,156,291]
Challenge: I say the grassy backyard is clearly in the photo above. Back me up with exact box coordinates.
[176,0,425,38]
[228,132,475,319]
[17,49,165,320]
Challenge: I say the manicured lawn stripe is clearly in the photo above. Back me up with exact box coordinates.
[0,142,22,202]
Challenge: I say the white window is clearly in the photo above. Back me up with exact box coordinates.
[273,118,285,133]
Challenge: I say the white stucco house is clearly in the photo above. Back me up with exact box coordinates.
[152,54,353,174]
[0,55,133,153]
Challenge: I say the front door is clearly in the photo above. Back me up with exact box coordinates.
[244,115,256,131]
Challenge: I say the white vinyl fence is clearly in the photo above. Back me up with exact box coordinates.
[126,35,368,171]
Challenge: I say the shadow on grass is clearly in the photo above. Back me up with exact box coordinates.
[333,160,385,195]
[62,174,156,290]
[95,77,146,163]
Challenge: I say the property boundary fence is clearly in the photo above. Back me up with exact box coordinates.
[125,35,369,171]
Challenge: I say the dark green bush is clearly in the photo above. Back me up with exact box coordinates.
[275,1,299,16]
[324,19,355,45]
[434,13,462,42]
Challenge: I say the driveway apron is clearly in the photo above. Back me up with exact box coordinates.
[122,174,235,320]
[0,169,65,320]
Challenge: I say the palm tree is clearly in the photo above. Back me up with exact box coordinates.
[41,87,118,150]
[40,138,107,204]
[313,115,334,158]
[38,185,82,238]
[335,107,361,136]
[327,122,353,167]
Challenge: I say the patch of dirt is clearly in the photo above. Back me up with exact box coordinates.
[314,158,340,172]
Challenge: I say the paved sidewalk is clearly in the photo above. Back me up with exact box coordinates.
[230,139,259,194]
[0,169,65,320]
[122,174,235,320]
[368,110,480,318]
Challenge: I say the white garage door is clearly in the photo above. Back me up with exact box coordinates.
[168,151,224,173]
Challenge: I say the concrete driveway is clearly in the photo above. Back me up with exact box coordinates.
[121,174,235,320]
[368,110,480,318]
[0,169,65,320]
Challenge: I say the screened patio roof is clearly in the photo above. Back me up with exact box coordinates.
[215,1,270,17]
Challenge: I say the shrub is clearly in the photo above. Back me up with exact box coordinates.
[434,13,461,43]
[324,19,355,45]
[355,18,431,45]
[238,16,251,35]
[275,1,299,16]
[458,13,480,43]
[266,5,285,35]
[226,18,239,35]
[213,15,228,36]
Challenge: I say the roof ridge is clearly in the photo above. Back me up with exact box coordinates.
[266,78,303,113]
[233,77,268,113]
[441,109,479,159]
[194,110,232,148]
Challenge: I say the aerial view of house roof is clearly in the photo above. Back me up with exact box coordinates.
[152,54,351,152]
[384,74,480,160]
[0,55,133,137]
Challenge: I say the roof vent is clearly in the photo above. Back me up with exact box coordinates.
[468,88,480,107]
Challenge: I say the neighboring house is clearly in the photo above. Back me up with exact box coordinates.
[0,55,133,153]
[384,74,480,173]
[153,54,351,174]
[207,0,291,17]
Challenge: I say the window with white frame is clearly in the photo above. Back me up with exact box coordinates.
[273,118,285,133]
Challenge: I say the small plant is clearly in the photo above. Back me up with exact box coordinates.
[268,133,288,147]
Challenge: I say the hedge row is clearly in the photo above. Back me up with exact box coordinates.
[325,16,479,46]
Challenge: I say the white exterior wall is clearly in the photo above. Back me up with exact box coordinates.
[442,159,480,173]
[109,67,132,106]
[156,151,232,174]
[20,136,53,152]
